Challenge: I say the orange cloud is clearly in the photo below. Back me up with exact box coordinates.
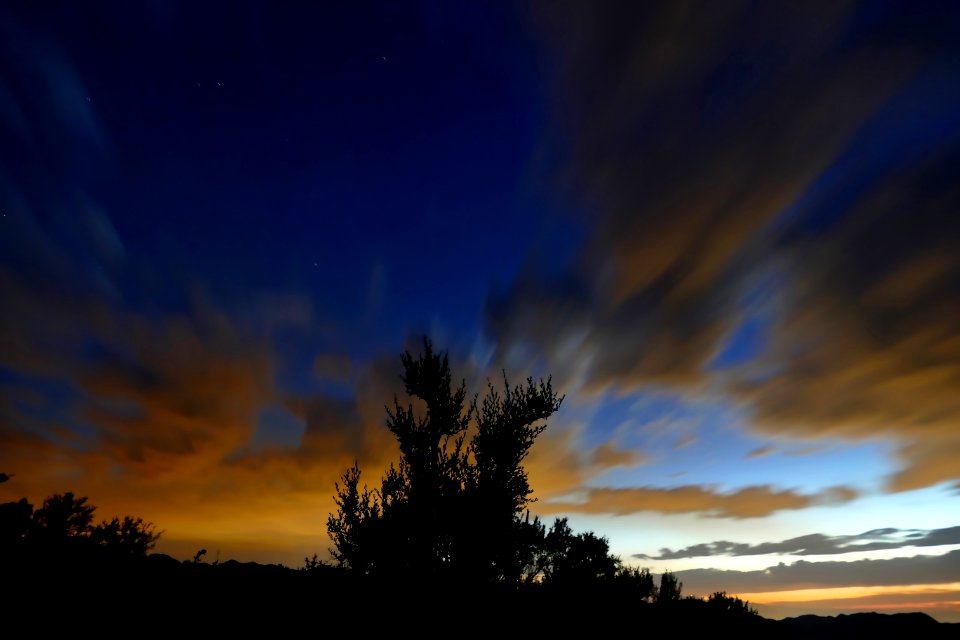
[589,442,648,469]
[523,427,586,502]
[540,484,857,519]
[82,316,274,476]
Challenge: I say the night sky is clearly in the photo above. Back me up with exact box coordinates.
[2,1,959,621]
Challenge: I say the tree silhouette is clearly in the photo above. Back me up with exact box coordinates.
[327,462,380,573]
[706,591,758,617]
[537,517,619,585]
[0,498,33,544]
[0,491,159,558]
[31,492,95,543]
[657,570,683,602]
[327,338,563,582]
[471,374,562,581]
[381,340,474,576]
[614,565,657,601]
[90,516,161,555]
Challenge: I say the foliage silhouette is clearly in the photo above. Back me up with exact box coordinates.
[0,490,160,558]
[32,492,95,542]
[706,591,759,617]
[90,516,161,555]
[327,338,564,582]
[301,553,327,572]
[0,497,33,544]
[613,566,657,601]
[327,462,379,573]
[537,517,619,584]
[657,570,683,602]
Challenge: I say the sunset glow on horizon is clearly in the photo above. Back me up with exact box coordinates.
[739,583,960,604]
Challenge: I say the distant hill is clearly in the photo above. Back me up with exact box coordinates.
[780,612,956,639]
[6,554,955,637]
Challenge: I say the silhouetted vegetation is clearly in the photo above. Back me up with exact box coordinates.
[328,338,566,582]
[657,569,683,602]
[536,516,618,585]
[324,340,730,608]
[0,490,160,559]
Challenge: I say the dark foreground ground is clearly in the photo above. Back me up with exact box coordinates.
[7,553,957,638]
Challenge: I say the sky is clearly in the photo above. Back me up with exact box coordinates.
[1,0,959,622]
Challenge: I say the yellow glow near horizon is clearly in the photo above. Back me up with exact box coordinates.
[738,582,960,604]
[867,601,960,610]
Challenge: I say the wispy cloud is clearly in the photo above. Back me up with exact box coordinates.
[542,484,858,519]
[636,526,960,560]
[589,442,647,469]
[746,446,775,460]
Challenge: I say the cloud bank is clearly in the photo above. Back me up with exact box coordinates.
[678,549,960,595]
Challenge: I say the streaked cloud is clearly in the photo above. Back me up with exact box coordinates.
[542,484,858,519]
[637,526,960,560]
[589,442,647,469]
[484,2,960,494]
[746,446,775,460]
[678,548,960,595]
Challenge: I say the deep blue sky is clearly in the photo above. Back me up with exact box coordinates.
[2,3,574,367]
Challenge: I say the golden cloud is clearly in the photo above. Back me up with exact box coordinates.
[589,442,648,469]
[540,484,858,519]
